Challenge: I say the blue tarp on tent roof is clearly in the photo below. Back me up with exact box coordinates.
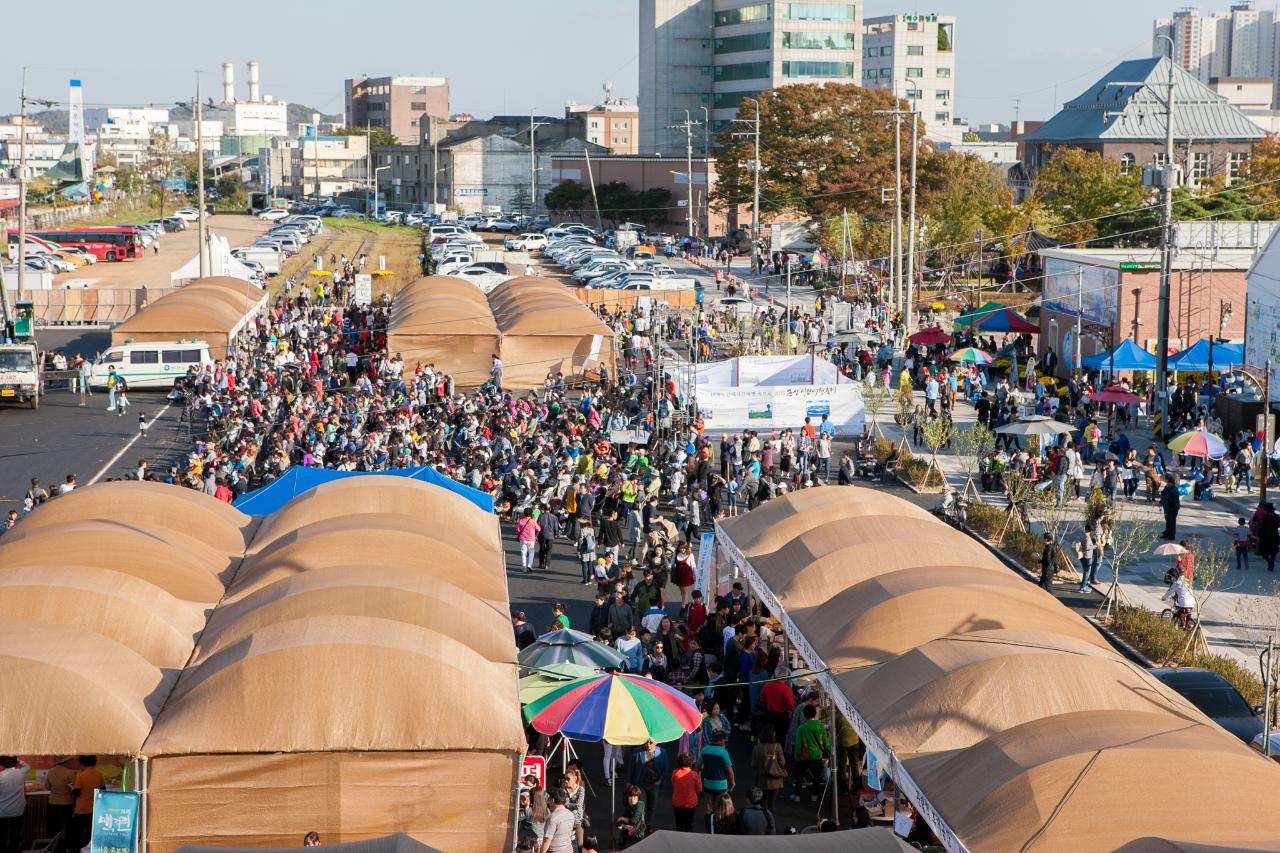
[1081,339,1158,371]
[233,466,494,515]
[1167,339,1244,372]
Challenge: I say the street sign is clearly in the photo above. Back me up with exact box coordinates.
[521,755,547,789]
[354,274,372,306]
[1118,261,1160,271]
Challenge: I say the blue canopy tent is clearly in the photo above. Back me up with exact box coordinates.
[234,466,494,515]
[1167,339,1244,372]
[1081,339,1157,371]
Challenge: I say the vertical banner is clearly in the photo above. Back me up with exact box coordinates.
[354,273,373,306]
[90,790,140,853]
[696,531,715,602]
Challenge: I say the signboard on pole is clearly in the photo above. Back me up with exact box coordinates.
[696,531,715,603]
[90,790,140,853]
[520,755,547,789]
[354,273,372,306]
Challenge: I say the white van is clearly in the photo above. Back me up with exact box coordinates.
[89,340,213,390]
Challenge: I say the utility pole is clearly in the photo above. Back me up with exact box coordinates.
[669,112,701,240]
[196,72,208,279]
[1155,35,1177,439]
[881,186,897,315]
[875,101,911,322]
[1263,359,1273,507]
[1074,267,1084,371]
[700,105,710,240]
[785,255,793,353]
[17,67,28,304]
[729,100,761,269]
[582,140,603,231]
[528,112,551,218]
[906,106,919,332]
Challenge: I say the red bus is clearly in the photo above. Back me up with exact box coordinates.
[6,227,144,261]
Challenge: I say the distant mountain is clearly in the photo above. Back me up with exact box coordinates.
[32,103,341,136]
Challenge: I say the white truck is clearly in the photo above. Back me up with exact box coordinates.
[232,246,282,275]
[0,342,40,408]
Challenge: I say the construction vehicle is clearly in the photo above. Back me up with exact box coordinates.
[0,301,40,409]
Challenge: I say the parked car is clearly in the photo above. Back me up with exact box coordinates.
[161,217,187,232]
[173,207,201,222]
[505,233,548,252]
[1148,667,1263,743]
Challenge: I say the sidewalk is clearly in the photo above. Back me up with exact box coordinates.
[867,391,1275,668]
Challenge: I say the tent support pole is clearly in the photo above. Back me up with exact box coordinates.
[828,699,839,826]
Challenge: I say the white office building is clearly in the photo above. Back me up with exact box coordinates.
[639,0,863,153]
[861,13,959,143]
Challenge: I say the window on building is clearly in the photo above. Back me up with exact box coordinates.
[907,21,919,30]
[880,46,892,56]
[783,3,855,20]
[410,119,418,127]
[878,68,892,78]
[1192,151,1209,180]
[934,111,949,122]
[907,45,924,55]
[590,119,600,128]
[1153,152,1168,167]
[410,102,426,111]
[905,89,922,99]
[1120,152,1135,174]
[1230,150,1249,180]
[783,61,856,78]
[906,67,924,78]
[863,69,876,79]
[938,22,954,51]
[936,67,951,77]
[935,89,950,100]
[700,65,712,76]
[865,46,878,57]
[783,31,855,50]
[715,4,771,25]
[715,32,772,53]
[714,90,761,108]
[715,61,771,81]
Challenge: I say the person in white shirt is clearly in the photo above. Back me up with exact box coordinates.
[0,755,30,851]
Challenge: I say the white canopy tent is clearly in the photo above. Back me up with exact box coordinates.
[169,231,257,284]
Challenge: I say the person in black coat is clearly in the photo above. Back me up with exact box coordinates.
[1258,502,1280,572]
[1039,533,1056,591]
[513,611,538,649]
[1160,475,1182,540]
[607,589,637,637]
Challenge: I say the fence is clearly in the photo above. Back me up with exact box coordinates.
[0,194,145,231]
[3,286,178,325]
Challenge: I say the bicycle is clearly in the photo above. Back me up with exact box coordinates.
[1160,606,1194,632]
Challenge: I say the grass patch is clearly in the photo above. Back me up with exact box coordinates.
[271,220,424,300]
[1110,606,1265,706]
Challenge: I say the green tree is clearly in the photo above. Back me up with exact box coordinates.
[334,125,397,147]
[1245,134,1280,218]
[713,83,909,219]
[510,187,531,215]
[544,179,588,215]
[918,150,1011,277]
[1033,148,1143,245]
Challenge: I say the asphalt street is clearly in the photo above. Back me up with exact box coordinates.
[0,329,186,505]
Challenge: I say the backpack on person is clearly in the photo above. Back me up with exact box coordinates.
[578,529,596,555]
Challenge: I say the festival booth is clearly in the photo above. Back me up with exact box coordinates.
[1167,338,1245,371]
[110,276,268,358]
[0,478,522,853]
[1081,338,1158,372]
[233,465,494,514]
[386,276,614,388]
[678,354,864,435]
[168,233,259,284]
[713,488,1280,851]
[387,276,501,386]
[487,277,615,388]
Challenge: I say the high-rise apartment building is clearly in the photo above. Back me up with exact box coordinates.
[566,99,641,154]
[344,76,450,144]
[861,13,959,143]
[1154,4,1275,101]
[639,1,862,153]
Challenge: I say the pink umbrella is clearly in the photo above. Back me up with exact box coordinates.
[1088,386,1142,405]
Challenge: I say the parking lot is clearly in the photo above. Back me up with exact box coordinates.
[36,213,271,290]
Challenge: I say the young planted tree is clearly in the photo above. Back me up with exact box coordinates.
[1095,509,1162,623]
[862,381,887,438]
[953,422,994,500]
[916,415,955,490]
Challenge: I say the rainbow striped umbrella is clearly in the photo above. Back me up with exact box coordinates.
[948,347,993,365]
[1167,429,1229,459]
[523,672,702,745]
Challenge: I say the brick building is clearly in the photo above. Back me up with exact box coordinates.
[1036,247,1250,375]
[344,76,450,144]
[1023,56,1265,186]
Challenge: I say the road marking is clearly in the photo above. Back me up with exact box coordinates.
[87,402,173,485]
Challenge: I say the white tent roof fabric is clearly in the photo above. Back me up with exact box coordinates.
[716,487,1280,852]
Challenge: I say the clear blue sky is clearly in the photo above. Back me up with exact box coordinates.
[3,0,1189,126]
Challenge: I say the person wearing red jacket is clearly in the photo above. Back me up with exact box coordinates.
[760,672,796,740]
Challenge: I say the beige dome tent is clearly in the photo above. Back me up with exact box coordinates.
[111,276,268,357]
[0,477,521,853]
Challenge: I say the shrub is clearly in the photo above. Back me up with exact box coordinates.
[965,501,1006,538]
[1110,606,1265,707]
[871,438,895,462]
